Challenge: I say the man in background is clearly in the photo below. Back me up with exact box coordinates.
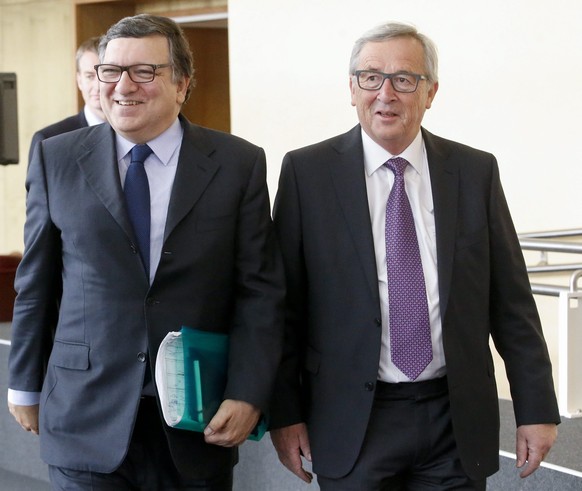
[28,36,105,162]
[269,21,559,490]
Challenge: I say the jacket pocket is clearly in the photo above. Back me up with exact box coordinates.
[51,341,90,370]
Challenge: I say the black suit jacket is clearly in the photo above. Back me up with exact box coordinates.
[28,110,89,163]
[9,117,285,478]
[270,125,560,480]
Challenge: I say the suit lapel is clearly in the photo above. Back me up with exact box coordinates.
[329,126,380,301]
[76,124,136,242]
[163,120,219,242]
[326,126,459,321]
[75,120,219,246]
[423,128,459,318]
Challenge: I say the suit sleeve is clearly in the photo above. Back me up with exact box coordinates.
[487,160,560,426]
[9,141,61,392]
[269,153,309,429]
[28,131,44,166]
[222,146,286,413]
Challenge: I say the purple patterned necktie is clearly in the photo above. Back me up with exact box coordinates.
[125,144,153,276]
[384,157,432,380]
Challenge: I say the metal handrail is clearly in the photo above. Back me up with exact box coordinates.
[527,264,582,274]
[520,229,582,418]
[519,238,582,254]
[518,230,582,296]
[530,283,569,297]
[519,228,582,239]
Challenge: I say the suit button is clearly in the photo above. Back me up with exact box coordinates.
[374,318,382,326]
[364,382,375,391]
[137,352,147,363]
[146,297,157,306]
[130,244,138,254]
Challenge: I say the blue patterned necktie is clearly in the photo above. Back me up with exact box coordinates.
[125,144,153,276]
[384,157,432,380]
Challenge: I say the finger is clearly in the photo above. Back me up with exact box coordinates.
[280,446,313,483]
[204,420,245,447]
[204,408,230,437]
[20,422,39,434]
[294,469,313,483]
[299,435,312,462]
[282,455,312,483]
[519,449,544,478]
[515,434,528,468]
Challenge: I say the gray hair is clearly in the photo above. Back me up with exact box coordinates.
[99,14,195,101]
[349,22,439,83]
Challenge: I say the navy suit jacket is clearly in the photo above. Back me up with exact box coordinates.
[10,117,285,478]
[270,125,560,480]
[28,111,89,163]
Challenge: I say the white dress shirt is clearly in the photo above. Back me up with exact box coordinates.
[8,118,183,406]
[117,118,182,284]
[83,105,105,126]
[362,129,446,383]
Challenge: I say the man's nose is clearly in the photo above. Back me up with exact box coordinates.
[377,78,397,100]
[116,70,137,89]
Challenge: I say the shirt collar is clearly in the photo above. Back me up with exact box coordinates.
[83,105,105,126]
[116,118,183,166]
[362,128,425,177]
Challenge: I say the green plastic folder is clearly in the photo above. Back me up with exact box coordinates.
[155,326,267,441]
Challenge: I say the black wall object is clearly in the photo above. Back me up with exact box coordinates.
[0,72,19,165]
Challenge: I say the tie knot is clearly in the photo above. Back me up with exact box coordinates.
[130,144,153,164]
[384,157,409,176]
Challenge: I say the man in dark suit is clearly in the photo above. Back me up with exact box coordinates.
[269,22,559,490]
[8,14,284,490]
[28,36,106,163]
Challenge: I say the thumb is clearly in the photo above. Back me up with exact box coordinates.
[204,406,228,436]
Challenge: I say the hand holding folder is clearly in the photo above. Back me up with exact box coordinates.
[155,326,267,441]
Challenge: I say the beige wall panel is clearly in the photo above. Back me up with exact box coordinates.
[0,0,74,254]
[0,0,229,254]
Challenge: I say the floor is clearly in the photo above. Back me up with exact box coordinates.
[0,467,50,491]
[1,321,580,490]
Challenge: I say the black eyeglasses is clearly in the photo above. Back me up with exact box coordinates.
[354,70,428,93]
[94,63,172,83]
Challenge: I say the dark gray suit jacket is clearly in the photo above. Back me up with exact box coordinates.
[270,125,560,480]
[10,117,285,478]
[28,111,89,163]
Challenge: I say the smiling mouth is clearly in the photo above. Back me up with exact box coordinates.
[116,101,141,106]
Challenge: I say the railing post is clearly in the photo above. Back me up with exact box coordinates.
[557,276,582,418]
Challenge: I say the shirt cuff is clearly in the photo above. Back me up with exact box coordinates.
[7,388,41,406]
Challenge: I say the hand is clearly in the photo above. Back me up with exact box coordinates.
[8,402,40,435]
[515,423,557,478]
[270,423,313,483]
[204,399,260,447]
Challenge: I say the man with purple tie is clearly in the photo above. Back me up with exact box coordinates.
[269,21,559,490]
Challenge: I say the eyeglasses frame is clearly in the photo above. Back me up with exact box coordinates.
[353,70,429,93]
[94,63,173,84]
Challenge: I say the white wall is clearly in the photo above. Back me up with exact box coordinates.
[229,0,582,231]
[229,0,582,400]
